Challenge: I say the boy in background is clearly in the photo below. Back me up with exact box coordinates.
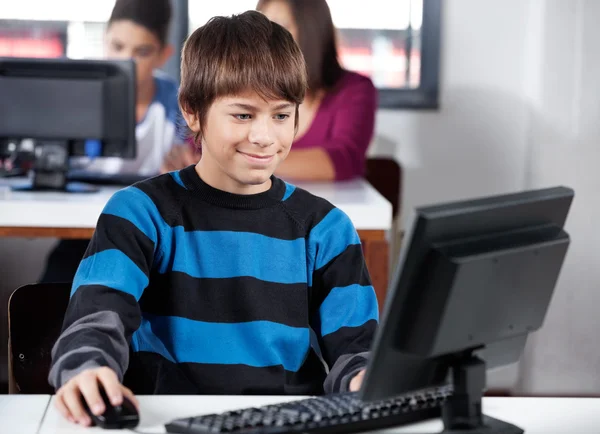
[40,0,190,284]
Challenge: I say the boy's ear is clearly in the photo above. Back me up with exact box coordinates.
[158,43,175,67]
[181,108,200,132]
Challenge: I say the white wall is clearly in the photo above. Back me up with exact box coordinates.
[372,0,534,224]
[515,0,600,395]
[370,0,600,394]
[370,0,537,391]
[2,0,599,394]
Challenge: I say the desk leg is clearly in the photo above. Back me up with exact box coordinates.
[360,232,389,315]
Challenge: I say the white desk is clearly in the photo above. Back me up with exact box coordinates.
[0,394,50,434]
[0,176,393,308]
[0,177,392,231]
[32,395,600,433]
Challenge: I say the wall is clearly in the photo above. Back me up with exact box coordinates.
[370,0,537,390]
[515,0,600,395]
[370,0,600,394]
[1,0,599,394]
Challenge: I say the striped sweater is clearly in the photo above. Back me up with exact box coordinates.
[48,165,379,395]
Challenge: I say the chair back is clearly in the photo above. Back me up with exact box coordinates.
[365,157,402,219]
[8,282,71,394]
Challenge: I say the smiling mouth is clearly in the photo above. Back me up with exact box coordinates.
[238,151,275,163]
[240,152,273,159]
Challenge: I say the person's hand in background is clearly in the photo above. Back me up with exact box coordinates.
[161,144,201,173]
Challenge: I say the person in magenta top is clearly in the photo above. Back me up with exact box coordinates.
[257,0,378,182]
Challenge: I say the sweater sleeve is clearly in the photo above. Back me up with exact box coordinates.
[48,186,162,389]
[307,206,379,393]
[321,73,378,181]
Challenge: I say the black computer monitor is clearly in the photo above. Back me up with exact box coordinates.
[360,186,574,433]
[0,57,136,192]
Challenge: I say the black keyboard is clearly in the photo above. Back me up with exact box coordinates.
[165,386,452,434]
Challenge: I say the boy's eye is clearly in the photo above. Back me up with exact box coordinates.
[135,48,155,58]
[112,42,124,52]
[274,114,290,121]
[234,114,252,120]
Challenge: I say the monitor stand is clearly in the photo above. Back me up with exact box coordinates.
[10,142,98,193]
[441,354,523,434]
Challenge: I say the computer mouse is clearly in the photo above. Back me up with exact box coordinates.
[81,384,139,429]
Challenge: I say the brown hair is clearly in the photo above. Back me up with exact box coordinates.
[108,0,172,46]
[256,0,344,93]
[178,10,307,145]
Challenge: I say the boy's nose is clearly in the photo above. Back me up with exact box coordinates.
[249,123,274,147]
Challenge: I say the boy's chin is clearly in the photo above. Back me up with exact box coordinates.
[239,170,273,186]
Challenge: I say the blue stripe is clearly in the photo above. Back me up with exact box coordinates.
[131,314,310,372]
[309,208,361,271]
[169,170,186,189]
[319,284,379,337]
[102,187,163,244]
[159,229,307,284]
[71,249,148,300]
[282,182,296,201]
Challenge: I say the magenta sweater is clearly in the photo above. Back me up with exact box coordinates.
[293,71,378,180]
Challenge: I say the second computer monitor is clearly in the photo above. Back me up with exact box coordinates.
[0,57,136,159]
[360,186,573,431]
[0,57,136,191]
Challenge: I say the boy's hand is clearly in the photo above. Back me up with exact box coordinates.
[349,369,366,392]
[161,145,200,173]
[54,367,138,426]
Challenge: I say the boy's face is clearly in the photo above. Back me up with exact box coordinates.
[184,91,296,195]
[104,20,172,92]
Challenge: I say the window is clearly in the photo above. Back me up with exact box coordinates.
[188,0,441,109]
[0,1,115,59]
[329,0,441,109]
[0,0,441,109]
[0,21,67,58]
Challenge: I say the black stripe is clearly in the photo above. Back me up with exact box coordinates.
[134,172,187,228]
[65,285,141,335]
[282,187,336,230]
[82,214,155,276]
[176,201,306,239]
[124,350,326,395]
[133,172,340,239]
[320,320,377,367]
[310,244,372,317]
[139,272,309,328]
[135,172,307,240]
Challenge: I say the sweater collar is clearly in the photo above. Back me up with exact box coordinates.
[179,165,285,210]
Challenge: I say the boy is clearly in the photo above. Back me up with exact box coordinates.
[48,11,378,426]
[40,0,189,284]
[79,0,184,175]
